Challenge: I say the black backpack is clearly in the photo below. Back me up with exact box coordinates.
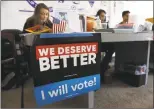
[1,37,14,60]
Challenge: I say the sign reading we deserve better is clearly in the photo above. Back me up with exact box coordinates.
[30,33,101,107]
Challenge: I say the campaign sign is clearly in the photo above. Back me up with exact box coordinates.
[30,33,101,107]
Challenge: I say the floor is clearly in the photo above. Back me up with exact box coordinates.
[1,72,153,108]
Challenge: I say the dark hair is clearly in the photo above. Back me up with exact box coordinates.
[27,3,50,25]
[34,3,49,17]
[96,9,106,16]
[122,11,130,17]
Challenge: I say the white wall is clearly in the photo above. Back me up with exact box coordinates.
[123,1,153,18]
[1,1,111,30]
[1,1,34,30]
[125,1,153,24]
[110,1,153,27]
[3,1,152,30]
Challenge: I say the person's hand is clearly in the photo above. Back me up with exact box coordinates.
[49,29,53,33]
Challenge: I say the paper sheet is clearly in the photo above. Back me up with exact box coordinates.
[53,3,81,32]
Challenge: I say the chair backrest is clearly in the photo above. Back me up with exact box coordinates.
[1,29,22,41]
[1,29,22,59]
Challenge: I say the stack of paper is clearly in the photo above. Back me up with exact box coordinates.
[25,25,51,34]
[113,28,134,33]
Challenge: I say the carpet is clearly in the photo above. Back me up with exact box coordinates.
[1,73,153,108]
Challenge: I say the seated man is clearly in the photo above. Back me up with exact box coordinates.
[119,10,130,24]
[116,10,134,29]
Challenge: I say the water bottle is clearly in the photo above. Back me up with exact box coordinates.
[96,17,101,29]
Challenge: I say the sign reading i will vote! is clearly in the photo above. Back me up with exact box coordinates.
[30,33,101,107]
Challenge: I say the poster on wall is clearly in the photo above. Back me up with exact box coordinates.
[58,0,65,3]
[89,0,95,7]
[53,1,81,32]
[30,33,101,107]
[54,12,68,23]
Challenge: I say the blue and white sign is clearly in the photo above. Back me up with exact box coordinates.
[34,74,100,106]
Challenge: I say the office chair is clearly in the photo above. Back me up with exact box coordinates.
[1,29,29,90]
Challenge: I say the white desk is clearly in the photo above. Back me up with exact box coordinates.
[101,32,153,42]
[100,32,153,85]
